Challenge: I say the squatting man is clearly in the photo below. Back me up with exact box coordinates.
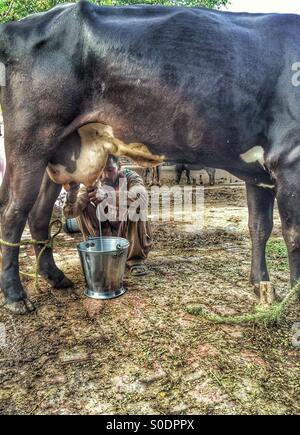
[64,155,153,276]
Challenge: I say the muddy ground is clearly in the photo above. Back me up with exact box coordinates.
[0,184,299,415]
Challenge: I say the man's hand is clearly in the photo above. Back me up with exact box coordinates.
[87,187,107,206]
[128,190,139,202]
[128,185,145,202]
[66,183,80,203]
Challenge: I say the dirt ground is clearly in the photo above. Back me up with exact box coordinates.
[0,184,299,415]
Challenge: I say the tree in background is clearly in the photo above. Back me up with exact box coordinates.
[0,0,230,23]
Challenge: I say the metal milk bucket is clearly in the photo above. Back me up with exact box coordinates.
[77,237,130,300]
[64,218,81,234]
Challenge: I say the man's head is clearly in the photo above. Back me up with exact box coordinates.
[101,155,120,186]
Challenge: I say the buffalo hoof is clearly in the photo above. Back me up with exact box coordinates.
[253,284,260,298]
[2,298,36,315]
[253,282,282,302]
[51,276,74,290]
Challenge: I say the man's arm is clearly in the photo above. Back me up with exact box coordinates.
[126,171,148,204]
[63,184,90,219]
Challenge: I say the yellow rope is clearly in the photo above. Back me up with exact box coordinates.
[0,220,63,291]
[186,281,300,325]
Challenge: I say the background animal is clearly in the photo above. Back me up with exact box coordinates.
[175,164,216,185]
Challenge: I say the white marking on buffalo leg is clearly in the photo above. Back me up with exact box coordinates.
[286,145,300,165]
[240,146,265,167]
[257,183,275,189]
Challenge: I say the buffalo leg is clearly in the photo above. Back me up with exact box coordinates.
[208,168,216,185]
[28,172,74,289]
[246,183,275,294]
[275,168,300,293]
[0,160,46,314]
[175,165,182,184]
[142,169,149,186]
[186,167,191,184]
[155,166,161,186]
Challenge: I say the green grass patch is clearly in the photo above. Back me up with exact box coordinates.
[267,238,289,272]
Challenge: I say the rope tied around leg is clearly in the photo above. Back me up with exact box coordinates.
[186,281,300,325]
[0,220,63,291]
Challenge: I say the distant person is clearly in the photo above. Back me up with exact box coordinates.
[143,166,162,186]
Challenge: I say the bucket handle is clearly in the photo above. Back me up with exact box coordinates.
[113,243,126,257]
[85,242,96,249]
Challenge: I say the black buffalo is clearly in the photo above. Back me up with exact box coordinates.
[1,2,300,313]
[175,164,216,185]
